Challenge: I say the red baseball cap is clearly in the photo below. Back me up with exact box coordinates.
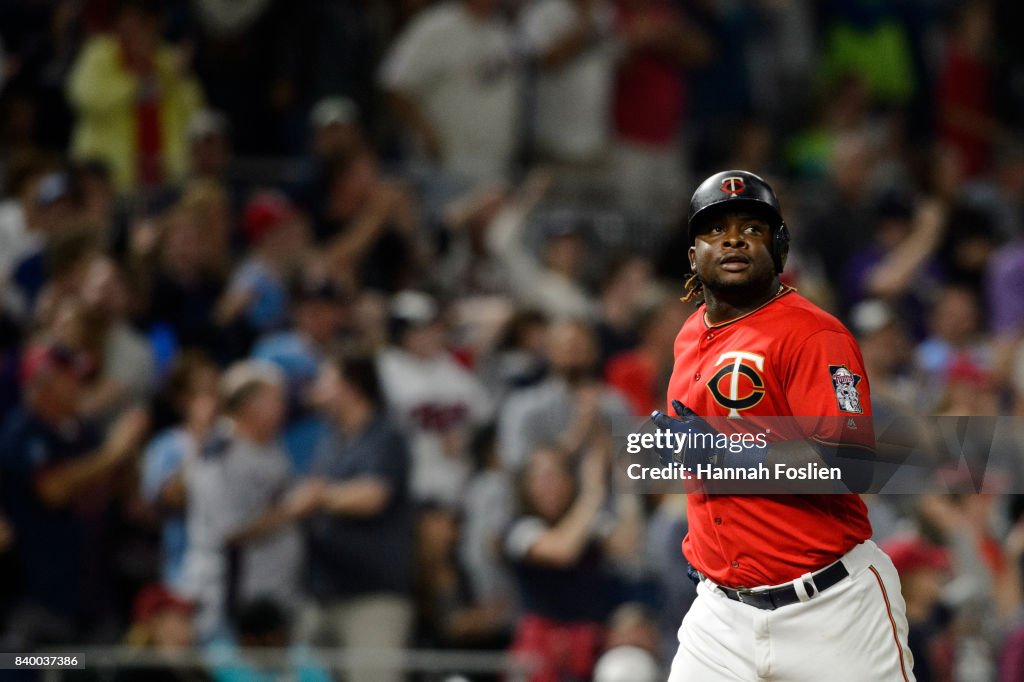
[242,191,296,246]
[946,355,989,388]
[19,343,91,385]
[883,538,951,575]
[133,584,197,623]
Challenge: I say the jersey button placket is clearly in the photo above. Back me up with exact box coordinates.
[713,516,722,525]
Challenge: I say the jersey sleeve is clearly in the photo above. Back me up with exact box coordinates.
[782,329,874,451]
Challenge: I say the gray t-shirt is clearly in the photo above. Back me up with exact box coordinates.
[182,422,302,638]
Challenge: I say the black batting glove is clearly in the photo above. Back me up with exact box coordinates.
[650,400,720,468]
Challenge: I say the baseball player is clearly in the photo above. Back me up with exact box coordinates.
[653,170,914,681]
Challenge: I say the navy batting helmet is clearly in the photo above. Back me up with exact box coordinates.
[687,170,790,274]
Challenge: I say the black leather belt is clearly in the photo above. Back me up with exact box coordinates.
[714,560,849,611]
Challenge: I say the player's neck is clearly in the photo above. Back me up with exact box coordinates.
[703,278,783,325]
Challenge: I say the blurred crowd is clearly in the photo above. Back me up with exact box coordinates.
[2,0,1024,680]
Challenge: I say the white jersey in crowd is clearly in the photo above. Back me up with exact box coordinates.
[378,347,493,505]
[379,1,520,182]
[180,420,302,640]
[521,0,618,163]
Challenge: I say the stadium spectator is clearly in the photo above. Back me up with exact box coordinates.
[0,343,149,644]
[521,0,617,165]
[499,319,629,470]
[379,0,521,183]
[841,195,946,323]
[117,584,210,682]
[251,274,349,475]
[605,295,686,415]
[180,361,315,642]
[317,146,423,292]
[66,0,202,191]
[378,291,492,503]
[916,285,994,409]
[299,352,414,682]
[937,1,998,178]
[0,152,59,287]
[849,299,917,415]
[7,171,83,319]
[75,255,157,422]
[414,502,509,649]
[476,308,549,405]
[132,198,228,355]
[611,0,711,214]
[217,191,310,338]
[484,172,596,320]
[505,445,622,682]
[141,352,219,591]
[883,538,954,682]
[186,109,232,183]
[458,425,517,621]
[595,253,657,363]
[209,597,331,682]
[593,603,663,682]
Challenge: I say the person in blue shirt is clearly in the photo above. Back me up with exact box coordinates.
[251,274,349,475]
[141,352,220,591]
[0,343,149,642]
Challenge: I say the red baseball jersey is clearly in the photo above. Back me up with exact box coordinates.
[667,286,874,588]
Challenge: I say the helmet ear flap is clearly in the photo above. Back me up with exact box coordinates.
[773,222,790,274]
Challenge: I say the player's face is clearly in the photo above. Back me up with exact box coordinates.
[689,211,775,295]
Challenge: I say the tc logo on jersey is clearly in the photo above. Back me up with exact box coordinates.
[707,351,765,417]
[720,176,745,196]
[829,365,863,413]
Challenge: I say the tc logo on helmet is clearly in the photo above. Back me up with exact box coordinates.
[720,177,745,197]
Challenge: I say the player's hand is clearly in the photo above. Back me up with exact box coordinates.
[651,400,714,434]
[650,400,716,466]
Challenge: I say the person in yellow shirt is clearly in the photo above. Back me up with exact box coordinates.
[67,0,202,193]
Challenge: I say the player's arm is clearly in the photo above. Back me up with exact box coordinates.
[777,329,876,492]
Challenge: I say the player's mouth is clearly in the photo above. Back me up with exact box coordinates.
[718,254,750,272]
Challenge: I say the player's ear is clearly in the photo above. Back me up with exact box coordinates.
[688,245,696,272]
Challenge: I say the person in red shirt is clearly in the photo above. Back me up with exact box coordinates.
[654,170,915,681]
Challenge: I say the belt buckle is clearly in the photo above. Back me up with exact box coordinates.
[734,587,755,604]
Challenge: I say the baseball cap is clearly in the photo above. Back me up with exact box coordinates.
[946,355,989,387]
[133,584,197,623]
[882,539,950,575]
[391,290,439,326]
[311,96,358,129]
[850,299,896,337]
[35,172,72,207]
[220,359,284,411]
[242,191,297,246]
[593,646,661,682]
[19,343,91,385]
[187,108,229,142]
[292,274,350,304]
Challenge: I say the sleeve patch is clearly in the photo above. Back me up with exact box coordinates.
[829,365,863,413]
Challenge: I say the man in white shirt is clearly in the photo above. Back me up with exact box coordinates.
[521,0,618,164]
[379,0,521,183]
[377,291,493,504]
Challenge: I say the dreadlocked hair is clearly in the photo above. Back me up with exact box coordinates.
[680,273,704,304]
